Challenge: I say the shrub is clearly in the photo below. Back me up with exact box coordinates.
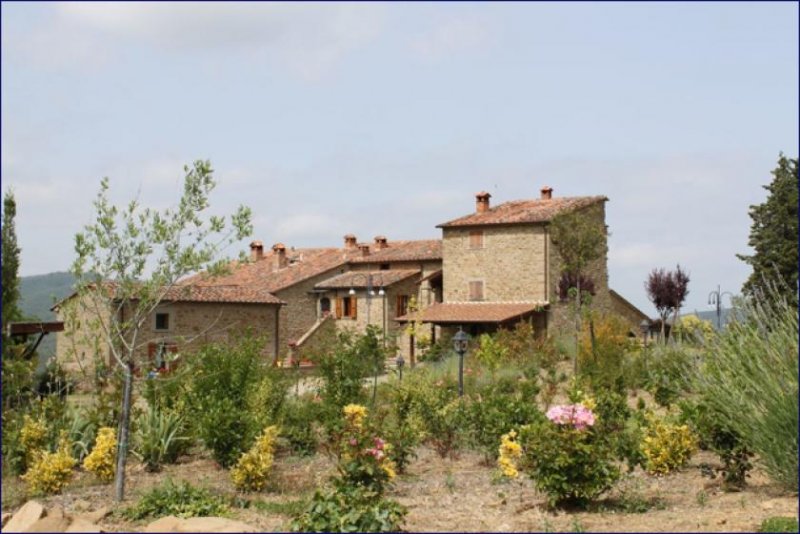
[334,404,397,494]
[231,426,279,492]
[122,479,229,520]
[290,484,406,533]
[644,345,695,407]
[694,288,798,490]
[640,413,696,475]
[519,404,620,508]
[377,384,424,474]
[19,414,48,466]
[67,408,97,462]
[579,313,635,390]
[280,397,323,456]
[758,516,800,533]
[133,406,189,472]
[21,432,76,495]
[188,335,287,468]
[82,427,116,482]
[497,430,523,479]
[313,331,375,413]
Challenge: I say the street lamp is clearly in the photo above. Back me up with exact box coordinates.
[639,320,650,347]
[708,285,734,330]
[452,328,469,397]
[396,354,405,382]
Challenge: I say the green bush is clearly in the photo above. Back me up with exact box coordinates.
[376,383,424,474]
[280,397,323,456]
[122,479,229,520]
[188,335,288,468]
[519,414,620,508]
[758,516,799,533]
[290,484,406,533]
[312,330,377,413]
[592,387,644,471]
[133,405,190,472]
[644,346,695,407]
[407,371,465,459]
[694,289,798,490]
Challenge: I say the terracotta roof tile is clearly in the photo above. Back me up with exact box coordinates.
[395,301,547,323]
[161,285,284,305]
[349,239,442,263]
[437,196,607,228]
[315,270,420,290]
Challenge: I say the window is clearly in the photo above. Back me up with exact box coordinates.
[469,230,484,249]
[380,263,390,270]
[468,280,484,301]
[148,342,178,371]
[396,295,410,317]
[336,296,357,319]
[320,297,331,316]
[154,312,170,331]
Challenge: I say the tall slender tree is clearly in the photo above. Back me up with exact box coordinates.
[737,154,799,303]
[2,190,21,332]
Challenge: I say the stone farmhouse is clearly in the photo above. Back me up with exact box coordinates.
[55,187,647,377]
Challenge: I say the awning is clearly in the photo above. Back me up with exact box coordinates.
[395,301,547,324]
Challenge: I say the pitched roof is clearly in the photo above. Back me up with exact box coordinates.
[609,289,649,323]
[395,301,547,324]
[437,196,607,228]
[314,270,420,290]
[160,285,284,305]
[349,239,442,264]
[189,247,353,294]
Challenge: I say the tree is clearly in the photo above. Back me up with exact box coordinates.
[71,160,252,500]
[2,189,22,332]
[645,265,690,344]
[737,154,799,303]
[550,208,607,374]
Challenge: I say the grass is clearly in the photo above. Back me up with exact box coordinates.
[1,475,26,511]
[758,516,799,533]
[249,499,307,517]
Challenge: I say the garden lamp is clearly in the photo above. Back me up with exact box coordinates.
[396,354,405,382]
[452,329,470,397]
[639,320,650,347]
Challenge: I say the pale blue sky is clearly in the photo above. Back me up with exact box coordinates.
[2,2,797,315]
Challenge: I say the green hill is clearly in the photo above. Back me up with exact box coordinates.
[18,271,76,369]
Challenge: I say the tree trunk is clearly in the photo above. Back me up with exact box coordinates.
[573,277,581,376]
[660,313,667,345]
[670,307,681,345]
[589,317,597,362]
[114,361,134,502]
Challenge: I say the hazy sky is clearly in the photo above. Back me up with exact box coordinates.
[2,2,797,315]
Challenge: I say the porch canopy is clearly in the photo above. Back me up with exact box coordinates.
[395,301,547,324]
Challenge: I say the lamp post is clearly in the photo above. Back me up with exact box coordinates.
[452,328,469,397]
[639,320,650,347]
[396,354,405,382]
[707,285,734,330]
[349,272,385,405]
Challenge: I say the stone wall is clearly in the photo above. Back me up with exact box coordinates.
[54,294,112,383]
[442,225,547,302]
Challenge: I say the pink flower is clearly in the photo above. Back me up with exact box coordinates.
[349,438,358,446]
[374,437,385,450]
[546,404,595,430]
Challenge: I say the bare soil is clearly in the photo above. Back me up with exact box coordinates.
[5,445,796,532]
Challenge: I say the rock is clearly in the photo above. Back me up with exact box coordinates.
[1,515,11,528]
[143,516,259,533]
[72,501,91,513]
[79,508,110,524]
[24,515,71,533]
[2,501,45,533]
[65,518,103,533]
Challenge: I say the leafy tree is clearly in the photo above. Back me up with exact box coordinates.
[1,190,35,411]
[737,155,799,304]
[645,265,690,344]
[70,160,252,500]
[550,209,607,374]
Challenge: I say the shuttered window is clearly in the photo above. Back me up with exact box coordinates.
[396,295,410,317]
[469,231,484,249]
[336,296,358,319]
[468,281,484,301]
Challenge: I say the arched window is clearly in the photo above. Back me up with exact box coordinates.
[320,297,331,316]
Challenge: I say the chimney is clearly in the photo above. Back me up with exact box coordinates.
[272,242,287,269]
[358,243,370,257]
[249,240,264,262]
[475,191,491,213]
[343,234,358,250]
[540,186,553,200]
[374,235,388,250]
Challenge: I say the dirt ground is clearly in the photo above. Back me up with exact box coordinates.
[6,444,797,533]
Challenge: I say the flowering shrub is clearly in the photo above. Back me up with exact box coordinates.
[519,402,620,508]
[21,432,76,495]
[497,431,522,479]
[336,404,397,494]
[20,415,48,466]
[641,414,697,475]
[546,404,596,430]
[83,426,116,482]
[231,426,279,492]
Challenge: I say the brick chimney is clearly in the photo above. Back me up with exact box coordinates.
[374,236,388,250]
[272,243,287,269]
[358,243,370,257]
[343,234,358,250]
[540,186,553,200]
[249,240,264,262]
[475,191,491,213]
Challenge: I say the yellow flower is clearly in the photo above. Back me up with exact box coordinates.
[382,460,397,480]
[83,427,117,482]
[497,431,522,479]
[22,432,76,495]
[343,404,368,429]
[231,426,279,491]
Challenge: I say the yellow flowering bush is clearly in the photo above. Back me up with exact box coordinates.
[83,427,117,482]
[337,404,397,494]
[641,414,697,475]
[20,415,48,464]
[497,430,522,479]
[343,404,367,429]
[231,426,279,492]
[21,432,76,495]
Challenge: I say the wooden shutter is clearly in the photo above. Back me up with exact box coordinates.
[148,342,156,361]
[396,295,403,317]
[350,296,357,319]
[469,231,484,249]
[469,281,484,301]
[335,297,343,319]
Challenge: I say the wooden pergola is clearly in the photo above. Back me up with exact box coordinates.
[6,321,64,361]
